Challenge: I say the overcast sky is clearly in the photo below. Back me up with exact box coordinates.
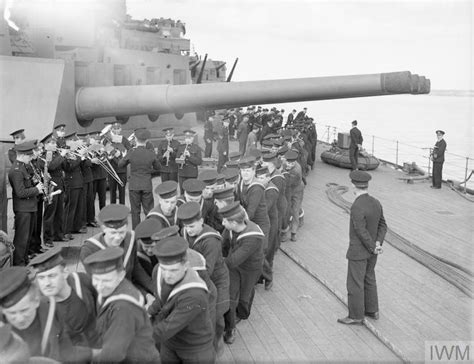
[127,0,472,90]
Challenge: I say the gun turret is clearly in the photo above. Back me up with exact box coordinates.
[75,71,430,122]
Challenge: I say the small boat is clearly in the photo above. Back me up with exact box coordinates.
[320,145,380,170]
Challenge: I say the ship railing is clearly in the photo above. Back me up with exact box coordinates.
[320,124,473,192]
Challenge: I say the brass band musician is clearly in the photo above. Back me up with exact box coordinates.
[103,121,131,204]
[157,127,180,182]
[177,129,203,192]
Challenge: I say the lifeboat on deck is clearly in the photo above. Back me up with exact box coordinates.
[321,145,380,170]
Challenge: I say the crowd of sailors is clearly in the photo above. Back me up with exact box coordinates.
[0,105,318,363]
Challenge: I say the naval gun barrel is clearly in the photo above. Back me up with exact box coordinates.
[75,71,430,121]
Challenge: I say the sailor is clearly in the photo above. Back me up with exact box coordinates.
[80,204,153,294]
[349,120,363,171]
[219,202,264,344]
[223,167,240,190]
[134,218,160,277]
[177,129,203,192]
[8,140,43,265]
[118,128,160,228]
[261,152,287,248]
[255,166,279,290]
[284,150,305,242]
[431,130,447,189]
[41,133,68,245]
[286,109,297,127]
[178,201,230,349]
[8,128,26,164]
[157,127,180,182]
[235,156,271,278]
[213,185,236,210]
[338,170,387,325]
[245,123,260,157]
[105,120,131,205]
[148,236,215,363]
[83,247,160,363]
[63,132,86,240]
[0,323,32,363]
[217,118,230,173]
[237,113,249,157]
[204,115,214,158]
[180,178,220,231]
[89,131,107,211]
[147,180,179,228]
[29,246,98,346]
[198,171,225,232]
[0,267,92,362]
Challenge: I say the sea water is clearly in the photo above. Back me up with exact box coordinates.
[287,94,473,186]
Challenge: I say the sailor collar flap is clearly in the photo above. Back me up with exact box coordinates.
[147,208,177,226]
[86,231,136,270]
[231,223,265,242]
[157,266,208,302]
[101,293,145,310]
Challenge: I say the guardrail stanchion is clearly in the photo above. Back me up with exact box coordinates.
[464,157,469,194]
[371,135,374,155]
[395,141,399,167]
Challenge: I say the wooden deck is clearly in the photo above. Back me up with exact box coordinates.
[4,139,472,363]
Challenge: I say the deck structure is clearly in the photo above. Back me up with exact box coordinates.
[4,140,472,363]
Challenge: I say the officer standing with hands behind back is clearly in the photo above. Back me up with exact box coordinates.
[338,170,387,325]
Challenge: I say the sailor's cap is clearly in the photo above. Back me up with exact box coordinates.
[29,246,64,273]
[213,185,235,201]
[0,267,33,308]
[198,170,218,185]
[53,124,66,130]
[223,168,239,182]
[255,166,269,177]
[152,236,188,265]
[177,201,202,225]
[182,179,205,196]
[262,152,277,162]
[284,150,298,162]
[435,130,445,135]
[151,225,180,242]
[155,180,178,199]
[218,201,244,219]
[83,247,124,274]
[98,204,130,228]
[135,219,162,244]
[238,156,256,169]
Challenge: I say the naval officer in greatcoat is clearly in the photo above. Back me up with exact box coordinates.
[338,170,387,325]
[431,130,447,189]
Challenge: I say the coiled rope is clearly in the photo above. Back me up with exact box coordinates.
[325,183,473,298]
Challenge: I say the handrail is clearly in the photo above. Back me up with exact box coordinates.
[319,124,473,191]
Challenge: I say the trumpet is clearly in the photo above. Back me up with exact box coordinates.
[127,132,136,147]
